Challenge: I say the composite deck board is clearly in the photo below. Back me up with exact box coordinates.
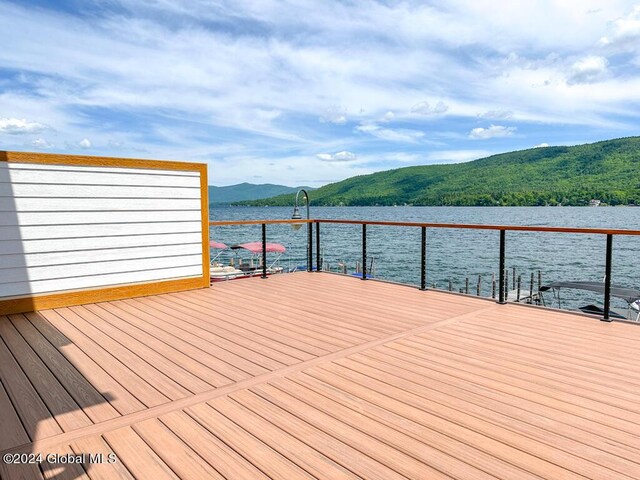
[126,295,297,368]
[0,273,639,479]
[39,309,174,407]
[70,436,134,480]
[0,330,63,441]
[387,338,640,418]
[24,312,147,416]
[348,348,640,462]
[122,296,287,372]
[168,291,335,355]
[426,327,640,393]
[107,299,257,380]
[102,427,179,480]
[8,314,120,424]
[204,282,440,337]
[179,288,357,350]
[318,359,634,479]
[404,333,640,406]
[0,377,29,451]
[374,342,640,436]
[0,319,92,432]
[40,444,89,480]
[70,305,213,394]
[201,282,398,339]
[160,410,269,480]
[150,293,318,362]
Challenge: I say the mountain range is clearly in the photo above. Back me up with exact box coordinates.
[237,137,640,207]
[208,183,314,204]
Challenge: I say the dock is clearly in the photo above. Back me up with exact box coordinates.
[2,272,639,479]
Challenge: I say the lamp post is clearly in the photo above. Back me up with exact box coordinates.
[291,189,312,271]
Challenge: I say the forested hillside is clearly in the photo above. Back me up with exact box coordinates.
[239,137,640,206]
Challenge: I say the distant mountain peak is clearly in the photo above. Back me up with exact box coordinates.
[209,183,314,204]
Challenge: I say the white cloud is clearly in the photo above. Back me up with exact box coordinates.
[566,56,609,85]
[468,125,516,140]
[0,117,48,135]
[534,142,550,147]
[319,106,347,125]
[599,5,640,48]
[478,109,513,120]
[356,124,424,142]
[411,100,448,115]
[381,111,395,122]
[30,138,54,149]
[78,138,92,149]
[316,151,357,162]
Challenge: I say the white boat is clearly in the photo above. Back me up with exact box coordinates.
[540,281,640,321]
[210,241,286,282]
[210,264,246,281]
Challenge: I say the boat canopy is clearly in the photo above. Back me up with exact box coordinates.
[541,281,640,304]
[231,242,286,254]
[209,241,228,249]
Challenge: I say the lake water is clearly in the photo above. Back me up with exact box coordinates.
[210,206,640,316]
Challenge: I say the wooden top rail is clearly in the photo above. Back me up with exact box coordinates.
[210,219,314,226]
[210,218,640,236]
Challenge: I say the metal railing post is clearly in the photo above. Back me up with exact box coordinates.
[316,221,321,272]
[307,221,313,272]
[362,223,367,280]
[261,223,268,279]
[420,226,427,290]
[498,229,506,304]
[603,234,613,321]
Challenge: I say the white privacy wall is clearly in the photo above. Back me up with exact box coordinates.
[0,161,204,299]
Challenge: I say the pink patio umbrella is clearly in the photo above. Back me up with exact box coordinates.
[230,242,286,253]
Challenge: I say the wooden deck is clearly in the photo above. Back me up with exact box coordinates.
[1,272,639,479]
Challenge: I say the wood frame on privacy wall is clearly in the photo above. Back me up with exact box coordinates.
[0,151,210,315]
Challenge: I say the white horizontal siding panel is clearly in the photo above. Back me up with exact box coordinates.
[0,197,202,212]
[0,233,202,255]
[0,254,203,283]
[0,160,206,302]
[0,265,202,297]
[0,222,202,240]
[0,162,200,176]
[0,244,202,269]
[0,184,201,199]
[0,210,201,226]
[4,169,201,188]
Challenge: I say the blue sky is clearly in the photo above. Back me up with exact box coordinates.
[1,1,640,187]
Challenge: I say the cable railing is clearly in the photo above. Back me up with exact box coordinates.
[210,218,640,321]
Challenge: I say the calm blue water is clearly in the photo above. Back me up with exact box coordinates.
[210,206,640,315]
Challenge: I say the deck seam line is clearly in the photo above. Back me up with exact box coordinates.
[0,304,497,456]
